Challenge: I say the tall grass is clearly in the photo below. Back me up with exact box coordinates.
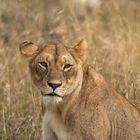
[0,0,140,139]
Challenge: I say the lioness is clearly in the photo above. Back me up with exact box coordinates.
[19,40,140,140]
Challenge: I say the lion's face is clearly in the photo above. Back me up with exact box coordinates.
[19,40,87,104]
[30,44,83,100]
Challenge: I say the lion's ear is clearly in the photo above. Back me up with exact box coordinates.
[70,40,88,61]
[19,40,39,58]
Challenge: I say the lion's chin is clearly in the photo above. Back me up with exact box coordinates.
[42,93,63,105]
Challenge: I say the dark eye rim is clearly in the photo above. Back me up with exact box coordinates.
[63,64,73,70]
[38,62,48,69]
[39,61,47,66]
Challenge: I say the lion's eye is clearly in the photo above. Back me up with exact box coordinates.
[63,64,73,71]
[38,62,48,71]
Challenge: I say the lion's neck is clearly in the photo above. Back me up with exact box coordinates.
[59,85,81,118]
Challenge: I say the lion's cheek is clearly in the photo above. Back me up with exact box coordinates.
[30,73,43,88]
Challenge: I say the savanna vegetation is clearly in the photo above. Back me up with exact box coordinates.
[0,0,140,139]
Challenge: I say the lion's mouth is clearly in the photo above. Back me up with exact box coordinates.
[41,92,62,98]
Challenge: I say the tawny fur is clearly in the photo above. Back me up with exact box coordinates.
[20,40,140,140]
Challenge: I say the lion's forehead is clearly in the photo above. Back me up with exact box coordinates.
[43,43,67,55]
[35,44,74,64]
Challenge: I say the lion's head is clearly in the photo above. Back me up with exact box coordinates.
[19,40,87,104]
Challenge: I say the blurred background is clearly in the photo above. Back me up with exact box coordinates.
[0,0,140,139]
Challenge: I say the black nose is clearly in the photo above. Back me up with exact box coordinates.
[47,82,62,89]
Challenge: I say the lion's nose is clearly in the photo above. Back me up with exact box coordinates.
[47,81,62,89]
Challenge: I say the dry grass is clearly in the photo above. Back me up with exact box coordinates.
[0,0,140,139]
